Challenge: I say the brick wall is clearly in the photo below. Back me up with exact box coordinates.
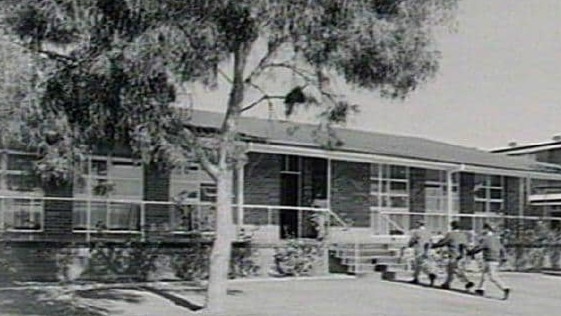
[504,176,521,216]
[459,172,475,229]
[409,168,426,229]
[330,160,370,228]
[243,153,281,225]
[43,182,74,241]
[144,163,171,232]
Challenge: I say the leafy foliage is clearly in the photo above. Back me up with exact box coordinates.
[0,0,458,311]
[0,0,458,179]
[271,239,323,277]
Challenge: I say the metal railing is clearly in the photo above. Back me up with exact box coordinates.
[0,195,349,244]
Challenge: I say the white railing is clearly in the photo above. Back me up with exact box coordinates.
[0,195,347,244]
[379,210,561,236]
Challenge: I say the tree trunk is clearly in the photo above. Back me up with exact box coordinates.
[205,167,235,315]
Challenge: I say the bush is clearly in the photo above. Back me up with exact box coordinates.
[271,239,322,277]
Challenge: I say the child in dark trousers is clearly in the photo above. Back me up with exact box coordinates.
[468,223,511,300]
[432,221,475,291]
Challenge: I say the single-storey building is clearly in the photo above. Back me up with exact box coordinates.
[2,110,561,279]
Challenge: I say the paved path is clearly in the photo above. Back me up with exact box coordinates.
[1,273,558,315]
[218,273,559,316]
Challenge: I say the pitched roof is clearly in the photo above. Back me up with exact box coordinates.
[186,109,561,175]
[491,141,561,155]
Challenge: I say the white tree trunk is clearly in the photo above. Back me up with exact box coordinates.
[204,167,235,315]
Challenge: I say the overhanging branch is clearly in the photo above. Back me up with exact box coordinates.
[241,95,285,113]
[256,62,318,84]
[177,125,219,180]
[244,36,288,84]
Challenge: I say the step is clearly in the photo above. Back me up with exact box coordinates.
[332,243,392,250]
[335,249,398,258]
[372,256,401,264]
[375,262,409,273]
[347,263,377,274]
[342,257,375,265]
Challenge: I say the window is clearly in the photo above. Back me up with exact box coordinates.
[4,198,43,230]
[370,164,409,210]
[424,170,459,213]
[370,164,410,234]
[169,161,217,232]
[282,155,300,172]
[0,153,44,231]
[200,183,217,202]
[72,157,143,231]
[473,174,504,213]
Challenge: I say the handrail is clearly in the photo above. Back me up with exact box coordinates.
[325,209,349,230]
[380,212,406,234]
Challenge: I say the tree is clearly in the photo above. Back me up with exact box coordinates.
[0,0,458,314]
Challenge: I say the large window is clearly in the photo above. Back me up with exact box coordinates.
[72,157,142,231]
[474,174,504,213]
[370,164,410,233]
[370,164,410,210]
[169,162,217,232]
[1,153,44,231]
[424,169,459,213]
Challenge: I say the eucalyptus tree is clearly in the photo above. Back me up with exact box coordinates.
[1,1,458,314]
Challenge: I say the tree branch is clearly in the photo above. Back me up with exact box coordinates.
[244,37,287,84]
[177,125,219,180]
[10,40,76,64]
[241,95,285,113]
[244,80,279,113]
[217,68,233,84]
[250,62,319,86]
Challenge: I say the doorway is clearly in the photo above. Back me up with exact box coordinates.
[280,172,300,239]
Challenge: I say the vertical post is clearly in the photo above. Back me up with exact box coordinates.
[298,208,302,239]
[236,161,244,229]
[519,177,526,218]
[140,202,146,241]
[326,158,332,228]
[0,152,4,230]
[86,153,92,243]
[446,169,454,231]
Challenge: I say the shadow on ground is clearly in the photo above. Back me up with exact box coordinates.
[0,289,108,316]
[385,279,505,301]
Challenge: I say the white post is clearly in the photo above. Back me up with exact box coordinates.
[86,153,92,243]
[140,202,146,241]
[0,153,4,229]
[327,158,332,224]
[446,169,454,231]
[236,162,244,229]
[519,177,525,220]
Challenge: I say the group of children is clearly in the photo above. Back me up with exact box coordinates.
[407,220,511,300]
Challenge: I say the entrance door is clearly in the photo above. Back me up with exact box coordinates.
[280,173,299,239]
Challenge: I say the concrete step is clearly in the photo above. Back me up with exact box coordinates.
[342,257,375,265]
[372,256,401,264]
[374,262,410,273]
[335,249,398,257]
[347,263,377,274]
[331,243,401,250]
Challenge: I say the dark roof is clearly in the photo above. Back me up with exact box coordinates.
[186,109,561,174]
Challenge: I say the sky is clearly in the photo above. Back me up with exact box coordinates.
[188,0,561,151]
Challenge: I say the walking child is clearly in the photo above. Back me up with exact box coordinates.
[432,220,475,291]
[407,220,437,286]
[468,223,511,300]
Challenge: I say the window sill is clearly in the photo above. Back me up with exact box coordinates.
[72,230,141,234]
[4,229,43,233]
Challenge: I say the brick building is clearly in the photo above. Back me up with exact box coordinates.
[492,140,561,229]
[3,110,561,279]
[4,111,561,241]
